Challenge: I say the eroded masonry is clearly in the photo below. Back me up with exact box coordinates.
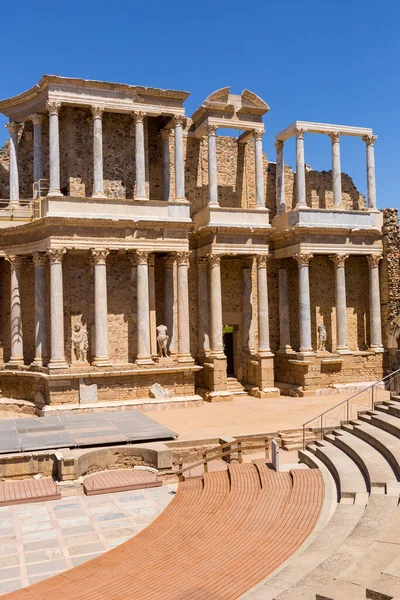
[0,75,397,411]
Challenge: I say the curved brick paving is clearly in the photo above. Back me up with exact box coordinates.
[0,462,324,600]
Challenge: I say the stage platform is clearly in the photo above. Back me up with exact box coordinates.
[0,411,178,454]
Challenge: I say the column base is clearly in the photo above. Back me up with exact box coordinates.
[31,357,44,367]
[7,358,24,367]
[134,195,150,202]
[174,196,187,203]
[177,354,194,364]
[48,359,69,370]
[335,347,352,355]
[298,348,315,357]
[277,346,296,354]
[9,201,20,208]
[92,357,112,367]
[257,350,274,358]
[369,345,385,353]
[47,189,63,197]
[92,193,107,199]
[209,351,226,360]
[135,356,154,366]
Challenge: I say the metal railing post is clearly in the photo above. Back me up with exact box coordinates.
[203,453,208,473]
[371,384,375,410]
[238,441,243,464]
[346,399,350,423]
[320,415,323,440]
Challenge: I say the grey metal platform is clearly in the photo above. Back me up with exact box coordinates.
[0,411,178,454]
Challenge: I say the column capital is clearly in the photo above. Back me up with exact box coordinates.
[197,257,209,269]
[206,124,218,136]
[328,131,341,143]
[32,252,47,268]
[163,254,176,268]
[5,122,19,135]
[208,254,221,267]
[132,111,146,124]
[160,129,171,140]
[256,255,269,268]
[47,248,66,264]
[90,248,109,265]
[367,254,382,268]
[91,105,105,119]
[329,253,348,268]
[275,139,284,151]
[253,129,265,141]
[5,254,23,269]
[293,253,313,267]
[173,114,185,127]
[129,249,149,266]
[176,251,190,266]
[295,127,306,140]
[46,101,62,116]
[363,134,378,146]
[30,113,44,126]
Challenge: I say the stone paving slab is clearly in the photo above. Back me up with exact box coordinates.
[0,411,177,454]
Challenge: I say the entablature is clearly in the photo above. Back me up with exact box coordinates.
[193,205,271,231]
[272,207,383,232]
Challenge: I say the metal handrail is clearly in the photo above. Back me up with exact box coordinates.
[302,369,400,450]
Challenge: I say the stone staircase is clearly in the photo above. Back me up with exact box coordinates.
[227,376,247,396]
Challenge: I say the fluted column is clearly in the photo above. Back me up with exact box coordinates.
[32,253,48,366]
[174,116,185,200]
[46,101,62,197]
[197,257,210,357]
[6,255,23,366]
[363,135,378,210]
[47,248,68,369]
[329,132,342,207]
[367,255,383,350]
[256,255,271,355]
[207,124,219,206]
[6,122,19,204]
[254,129,265,208]
[161,130,171,201]
[133,112,147,200]
[275,140,285,215]
[278,269,292,352]
[91,106,106,198]
[330,254,349,352]
[30,114,44,198]
[91,249,111,366]
[208,254,224,357]
[131,250,153,364]
[163,254,177,356]
[176,252,192,362]
[295,127,307,207]
[294,253,313,353]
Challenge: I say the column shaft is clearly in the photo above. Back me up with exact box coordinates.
[46,102,62,196]
[6,123,19,203]
[174,116,185,200]
[294,254,313,353]
[48,249,68,369]
[367,255,383,349]
[133,112,147,200]
[176,252,192,362]
[257,256,271,354]
[207,125,219,205]
[209,255,224,356]
[148,254,157,358]
[295,128,306,206]
[275,140,285,215]
[6,256,23,365]
[330,132,342,207]
[197,258,210,357]
[161,130,171,201]
[32,253,48,366]
[278,269,292,351]
[91,249,110,366]
[364,135,377,209]
[30,114,43,197]
[330,254,349,351]
[133,251,153,364]
[242,265,255,352]
[92,106,105,198]
[254,130,265,207]
[163,255,177,355]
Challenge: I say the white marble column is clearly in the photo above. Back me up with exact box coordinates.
[294,253,313,353]
[30,114,44,198]
[132,250,153,364]
[242,263,255,352]
[363,135,378,210]
[163,254,177,356]
[330,254,349,352]
[133,112,147,200]
[174,116,185,201]
[278,269,292,352]
[91,249,110,366]
[329,132,342,208]
[256,255,271,355]
[197,257,210,357]
[275,140,285,215]
[176,252,192,362]
[161,130,171,201]
[254,129,265,208]
[6,255,24,365]
[207,124,219,206]
[32,253,48,366]
[91,106,106,198]
[47,248,68,369]
[295,127,307,207]
[208,254,224,357]
[367,254,383,350]
[6,122,20,205]
[46,101,62,197]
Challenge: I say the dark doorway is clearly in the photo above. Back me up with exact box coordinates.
[223,326,234,376]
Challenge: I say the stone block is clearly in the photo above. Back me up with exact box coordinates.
[79,379,98,403]
[204,391,233,403]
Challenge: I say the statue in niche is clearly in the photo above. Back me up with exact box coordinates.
[317,323,327,352]
[72,322,89,363]
[156,324,169,358]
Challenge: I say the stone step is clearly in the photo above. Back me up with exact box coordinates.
[281,431,319,451]
[367,573,400,599]
[378,403,400,419]
[307,440,368,504]
[327,429,399,494]
[226,378,247,395]
[363,411,400,439]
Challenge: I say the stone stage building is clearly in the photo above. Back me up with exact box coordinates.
[0,75,392,411]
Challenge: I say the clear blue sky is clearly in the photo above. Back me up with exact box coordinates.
[1,0,399,208]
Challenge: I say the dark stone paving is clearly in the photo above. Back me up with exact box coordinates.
[0,411,178,454]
